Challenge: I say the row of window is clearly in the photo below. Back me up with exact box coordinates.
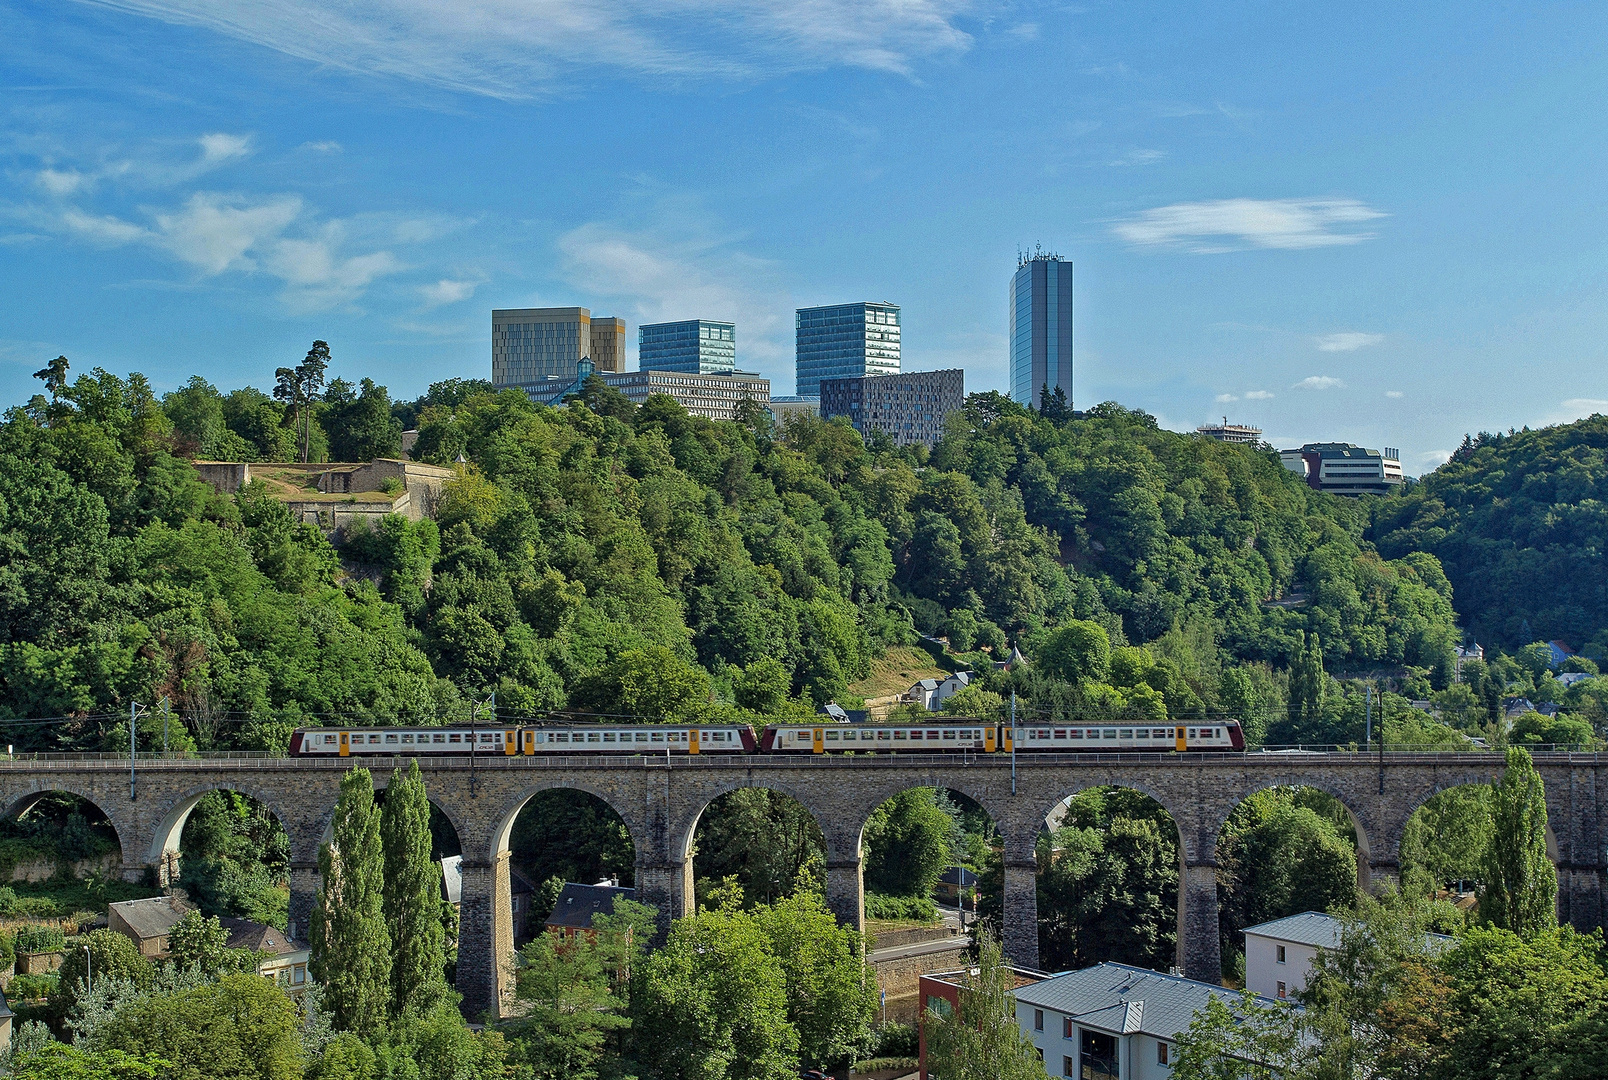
[785,728,986,743]
[1023,727,1223,740]
[1031,1009,1170,1071]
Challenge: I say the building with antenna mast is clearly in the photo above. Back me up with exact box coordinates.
[1009,247,1073,410]
[1196,417,1263,445]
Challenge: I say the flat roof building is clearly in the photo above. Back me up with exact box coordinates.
[796,302,900,397]
[1196,418,1263,445]
[639,319,736,375]
[1010,252,1074,410]
[492,307,625,391]
[820,368,963,449]
[606,370,769,422]
[1280,442,1403,497]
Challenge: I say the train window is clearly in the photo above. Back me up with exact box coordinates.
[1135,729,1148,738]
[1053,729,1066,739]
[943,731,956,741]
[584,733,598,744]
[825,731,840,741]
[324,735,337,745]
[670,732,684,742]
[450,733,463,743]
[402,734,414,743]
[603,733,617,743]
[878,730,891,740]
[1119,729,1133,739]
[1068,729,1082,739]
[927,731,941,740]
[709,732,723,742]
[1187,729,1197,739]
[480,733,494,743]
[1154,729,1169,739]
[651,732,665,743]
[386,733,399,743]
[369,734,382,744]
[862,731,875,741]
[893,730,906,740]
[1102,729,1117,739]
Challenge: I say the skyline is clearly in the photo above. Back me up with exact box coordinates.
[2,2,1606,469]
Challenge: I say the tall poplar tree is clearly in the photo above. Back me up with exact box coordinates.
[311,768,392,1036]
[926,930,1051,1080]
[381,759,448,1014]
[1479,746,1558,935]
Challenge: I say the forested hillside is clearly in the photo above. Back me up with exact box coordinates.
[1369,415,1608,653]
[0,357,1467,748]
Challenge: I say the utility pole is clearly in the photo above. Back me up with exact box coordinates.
[1378,685,1387,794]
[129,700,144,801]
[1364,684,1372,749]
[159,695,171,756]
[1009,691,1017,795]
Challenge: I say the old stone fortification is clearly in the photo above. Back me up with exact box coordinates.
[0,751,1598,1018]
[192,459,455,528]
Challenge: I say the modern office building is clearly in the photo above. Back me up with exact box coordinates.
[599,370,768,422]
[1280,442,1404,496]
[1009,252,1074,410]
[819,369,964,449]
[491,307,625,390]
[1196,418,1263,445]
[639,319,736,375]
[795,302,900,397]
[768,396,820,423]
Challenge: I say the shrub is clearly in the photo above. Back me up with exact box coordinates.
[8,973,56,1001]
[874,1022,918,1057]
[0,885,18,915]
[864,893,939,922]
[14,924,64,953]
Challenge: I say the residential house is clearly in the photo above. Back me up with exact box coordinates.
[932,671,972,710]
[1244,911,1451,1002]
[934,866,976,906]
[0,986,11,1046]
[1504,697,1536,719]
[544,881,637,940]
[1454,642,1484,681]
[1558,672,1593,689]
[220,917,310,994]
[907,678,942,711]
[108,895,194,957]
[1547,640,1576,668]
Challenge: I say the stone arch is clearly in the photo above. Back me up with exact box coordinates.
[1035,775,1190,857]
[147,782,299,868]
[318,772,471,865]
[1206,775,1376,888]
[487,779,647,866]
[834,775,1015,871]
[0,782,137,875]
[670,776,835,866]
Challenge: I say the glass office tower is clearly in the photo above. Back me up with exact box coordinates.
[795,302,900,397]
[1009,254,1073,410]
[638,319,736,374]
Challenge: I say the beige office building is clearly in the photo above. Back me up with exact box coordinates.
[492,307,625,390]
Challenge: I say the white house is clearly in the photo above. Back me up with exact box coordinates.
[1013,962,1279,1079]
[906,678,942,710]
[1244,911,1451,1002]
[932,671,972,709]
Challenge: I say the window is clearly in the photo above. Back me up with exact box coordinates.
[925,995,953,1018]
[1081,1029,1118,1080]
[324,735,336,745]
[293,964,306,985]
[1277,945,1286,963]
[1034,1009,1044,1031]
[1277,981,1287,999]
[401,733,414,743]
[1064,1017,1074,1038]
[1063,1056,1074,1076]
[385,733,399,743]
[1158,1041,1170,1065]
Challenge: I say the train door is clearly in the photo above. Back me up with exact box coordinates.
[338,731,350,757]
[1174,726,1187,751]
[689,729,701,754]
[504,730,517,755]
[1000,726,1014,752]
[522,730,535,755]
[983,726,997,753]
[812,728,825,754]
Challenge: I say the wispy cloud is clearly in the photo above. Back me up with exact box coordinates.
[299,141,343,153]
[1420,449,1452,465]
[1385,390,1403,398]
[1293,376,1344,391]
[418,277,481,308]
[198,132,253,164]
[1112,198,1386,253]
[1109,148,1167,167]
[76,0,975,97]
[1215,393,1237,403]
[1244,389,1274,400]
[1316,331,1384,352]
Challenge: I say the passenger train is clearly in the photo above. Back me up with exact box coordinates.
[288,719,1244,756]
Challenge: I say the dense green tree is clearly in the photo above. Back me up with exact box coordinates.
[693,788,826,908]
[510,789,635,895]
[753,892,877,1070]
[325,377,403,462]
[1480,746,1558,935]
[630,903,799,1080]
[862,788,959,899]
[311,768,392,1036]
[177,791,290,928]
[53,928,155,1017]
[1037,620,1112,684]
[1401,784,1493,897]
[9,1044,170,1080]
[167,911,262,978]
[924,930,1050,1080]
[507,929,628,1080]
[380,759,448,1014]
[95,972,303,1080]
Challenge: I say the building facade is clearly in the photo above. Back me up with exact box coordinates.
[1195,418,1263,445]
[639,319,736,374]
[1279,442,1404,496]
[1010,253,1074,410]
[492,307,625,390]
[768,395,819,423]
[603,370,769,422]
[795,302,901,397]
[819,368,963,448]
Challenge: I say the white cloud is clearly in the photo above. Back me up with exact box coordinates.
[1005,22,1039,40]
[61,207,155,245]
[1243,389,1274,400]
[1420,449,1452,465]
[1316,331,1384,352]
[75,0,975,97]
[299,140,343,153]
[1112,197,1386,252]
[418,278,480,308]
[1109,148,1167,167]
[1385,390,1404,398]
[153,192,302,274]
[1293,376,1345,391]
[198,132,253,164]
[1214,393,1237,403]
[36,169,88,197]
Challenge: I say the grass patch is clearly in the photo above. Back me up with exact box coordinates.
[864,917,941,936]
[853,1057,919,1073]
[3,876,162,925]
[849,645,956,701]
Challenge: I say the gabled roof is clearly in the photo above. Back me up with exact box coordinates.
[219,917,304,957]
[109,895,192,941]
[911,678,941,692]
[1242,911,1343,949]
[1015,963,1273,1042]
[545,882,637,930]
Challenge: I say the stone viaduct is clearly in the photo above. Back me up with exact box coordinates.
[0,750,1601,1018]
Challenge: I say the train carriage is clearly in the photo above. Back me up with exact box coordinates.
[288,725,756,756]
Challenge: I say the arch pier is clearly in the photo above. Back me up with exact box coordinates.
[0,751,1600,1018]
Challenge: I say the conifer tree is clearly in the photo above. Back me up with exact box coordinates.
[926,930,1051,1080]
[381,758,448,1014]
[1480,746,1558,935]
[311,768,392,1036]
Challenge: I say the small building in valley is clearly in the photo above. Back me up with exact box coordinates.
[221,917,310,993]
[544,881,637,940]
[109,895,194,957]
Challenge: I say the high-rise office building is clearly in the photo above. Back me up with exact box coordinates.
[590,317,626,373]
[1009,253,1073,410]
[639,320,736,374]
[795,302,900,397]
[491,307,624,390]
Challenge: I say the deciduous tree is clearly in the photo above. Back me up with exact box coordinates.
[924,930,1050,1080]
[1479,746,1557,935]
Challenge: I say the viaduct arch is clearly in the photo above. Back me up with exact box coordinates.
[0,750,1598,1019]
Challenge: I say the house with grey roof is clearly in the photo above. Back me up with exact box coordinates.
[1012,962,1280,1079]
[108,895,195,957]
[1244,910,1452,1002]
[220,916,310,994]
[545,881,637,938]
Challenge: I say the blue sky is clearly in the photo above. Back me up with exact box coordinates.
[2,1,1605,470]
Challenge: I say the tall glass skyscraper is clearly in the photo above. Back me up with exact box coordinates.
[638,319,736,374]
[1009,254,1073,410]
[795,302,900,397]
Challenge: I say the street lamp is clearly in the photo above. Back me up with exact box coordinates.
[84,944,92,996]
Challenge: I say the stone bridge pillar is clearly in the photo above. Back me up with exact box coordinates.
[288,862,319,943]
[824,858,865,933]
[1179,861,1219,983]
[633,853,693,931]
[1000,831,1039,970]
[456,852,514,1021]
